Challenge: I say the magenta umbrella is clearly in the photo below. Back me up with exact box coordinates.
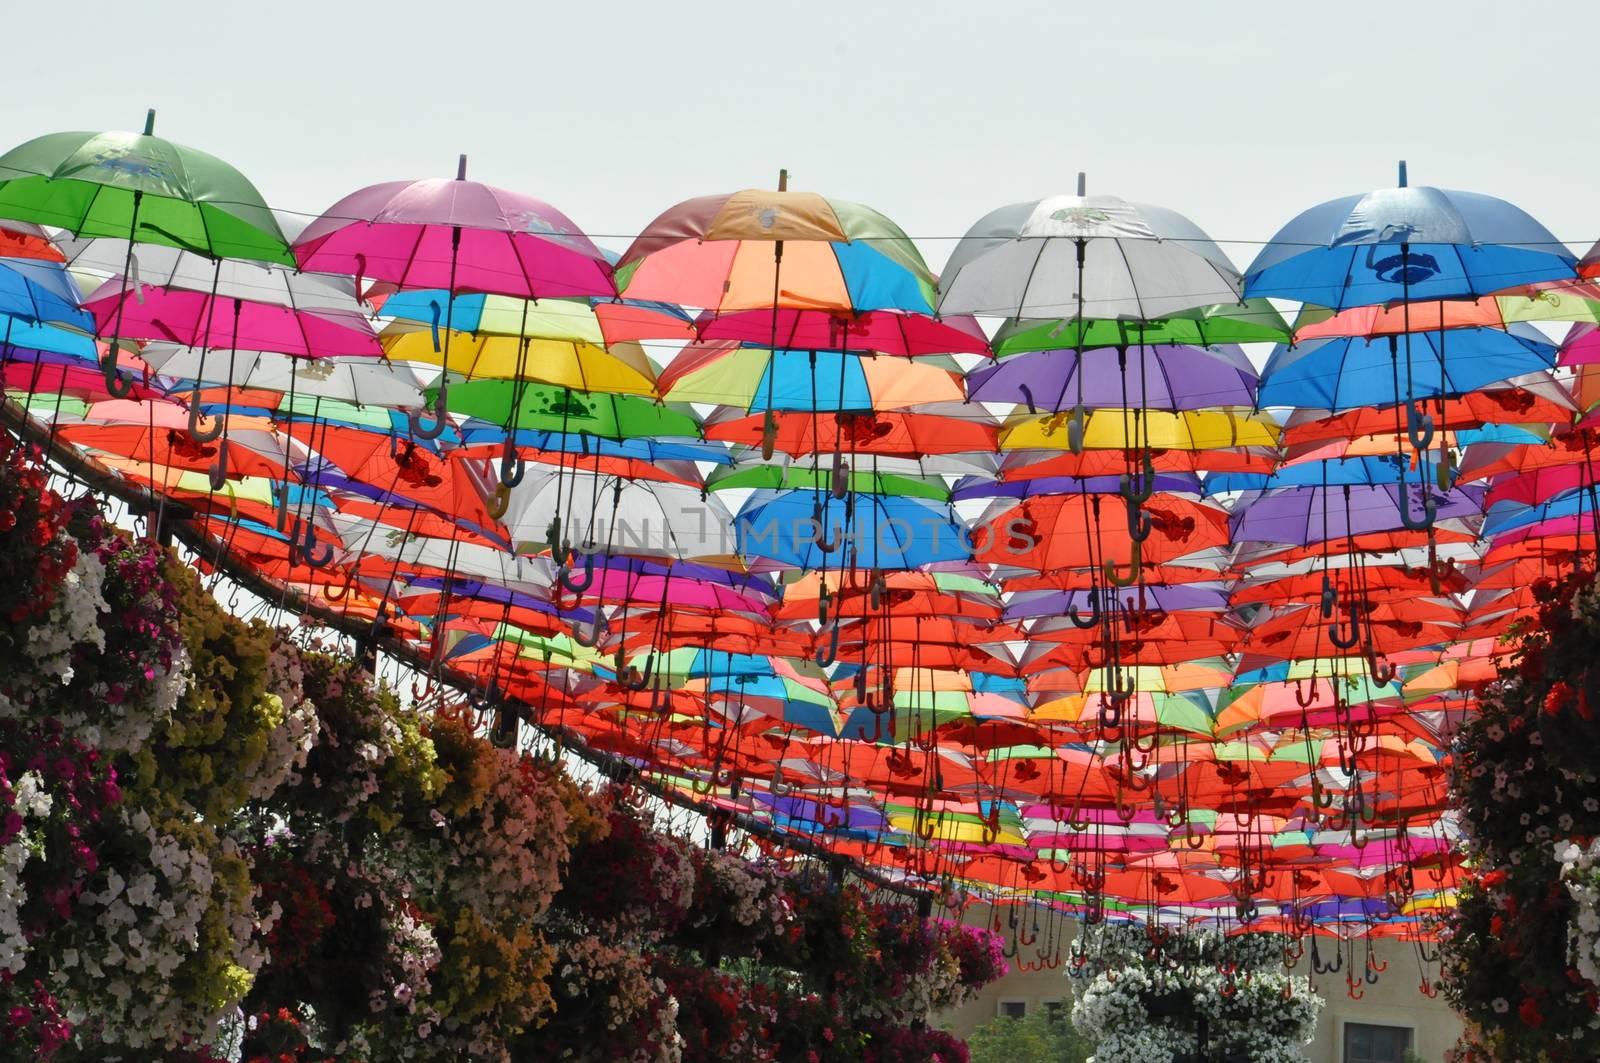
[694,307,991,357]
[83,278,381,358]
[292,155,615,437]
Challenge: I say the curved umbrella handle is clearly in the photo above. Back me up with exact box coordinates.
[1406,401,1435,452]
[1294,679,1319,708]
[207,437,230,492]
[1124,495,1153,543]
[868,571,886,611]
[558,550,596,594]
[1369,654,1397,685]
[1068,584,1101,629]
[1118,453,1157,504]
[1103,540,1141,587]
[498,438,526,488]
[1398,488,1437,532]
[407,390,449,441]
[814,509,840,553]
[615,649,654,692]
[301,521,334,570]
[831,453,850,500]
[1328,603,1361,649]
[187,390,224,443]
[1066,406,1086,455]
[101,350,135,399]
[815,621,841,668]
[570,613,608,648]
[486,484,511,521]
[760,409,778,461]
[324,570,355,603]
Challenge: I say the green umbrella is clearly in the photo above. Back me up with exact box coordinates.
[991,299,1290,356]
[706,463,949,500]
[0,112,290,265]
[434,379,701,440]
[0,111,291,399]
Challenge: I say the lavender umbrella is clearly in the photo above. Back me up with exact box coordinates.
[967,343,1258,412]
[1230,483,1486,546]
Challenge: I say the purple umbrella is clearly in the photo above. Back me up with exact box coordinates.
[953,472,1202,501]
[1004,583,1229,621]
[1230,483,1486,546]
[967,343,1257,412]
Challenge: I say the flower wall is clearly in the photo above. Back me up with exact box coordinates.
[0,440,1006,1062]
[1441,570,1600,1062]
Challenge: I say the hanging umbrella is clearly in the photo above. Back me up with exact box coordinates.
[968,342,1257,411]
[293,156,614,437]
[938,181,1241,319]
[661,341,964,411]
[0,113,292,397]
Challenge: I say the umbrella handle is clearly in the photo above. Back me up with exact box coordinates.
[100,349,135,399]
[760,409,778,460]
[1294,679,1319,708]
[868,570,886,611]
[1369,654,1396,685]
[831,453,850,499]
[1124,495,1153,543]
[1436,446,1456,491]
[813,506,840,553]
[1328,603,1362,648]
[815,621,841,668]
[498,439,526,488]
[615,650,654,692]
[1068,584,1101,629]
[187,391,224,443]
[324,571,355,603]
[570,612,607,648]
[1319,573,1336,619]
[407,391,448,441]
[207,438,230,492]
[301,521,334,569]
[558,551,596,594]
[1066,407,1086,455]
[489,706,519,750]
[1118,454,1156,503]
[486,485,511,520]
[1398,487,1437,531]
[1406,401,1435,452]
[1103,541,1141,588]
[818,585,833,626]
[1418,942,1440,964]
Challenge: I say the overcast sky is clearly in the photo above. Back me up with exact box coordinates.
[4,0,1597,272]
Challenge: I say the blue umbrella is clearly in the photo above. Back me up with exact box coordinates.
[0,258,91,329]
[735,489,971,570]
[1257,324,1556,411]
[1244,169,1577,308]
[1205,456,1455,496]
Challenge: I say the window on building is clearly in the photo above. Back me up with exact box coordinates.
[996,999,1027,1020]
[1344,1022,1413,1063]
[1041,998,1066,1023]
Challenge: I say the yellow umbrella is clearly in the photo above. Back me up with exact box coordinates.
[382,328,660,396]
[999,407,1280,450]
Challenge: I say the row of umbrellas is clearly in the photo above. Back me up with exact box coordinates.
[4,117,1598,956]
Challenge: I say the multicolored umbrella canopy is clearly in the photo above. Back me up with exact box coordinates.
[8,132,1584,946]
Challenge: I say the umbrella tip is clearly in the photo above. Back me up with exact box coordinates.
[1397,160,1407,188]
[457,154,468,181]
[1077,172,1086,196]
[778,168,788,192]
[142,109,156,136]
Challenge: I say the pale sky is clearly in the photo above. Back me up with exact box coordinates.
[4,0,1598,272]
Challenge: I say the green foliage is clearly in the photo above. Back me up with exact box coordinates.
[965,1009,1092,1063]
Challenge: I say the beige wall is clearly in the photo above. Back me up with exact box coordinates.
[938,906,1462,1062]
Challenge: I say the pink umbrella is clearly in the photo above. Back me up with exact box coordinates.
[83,278,381,358]
[293,155,614,438]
